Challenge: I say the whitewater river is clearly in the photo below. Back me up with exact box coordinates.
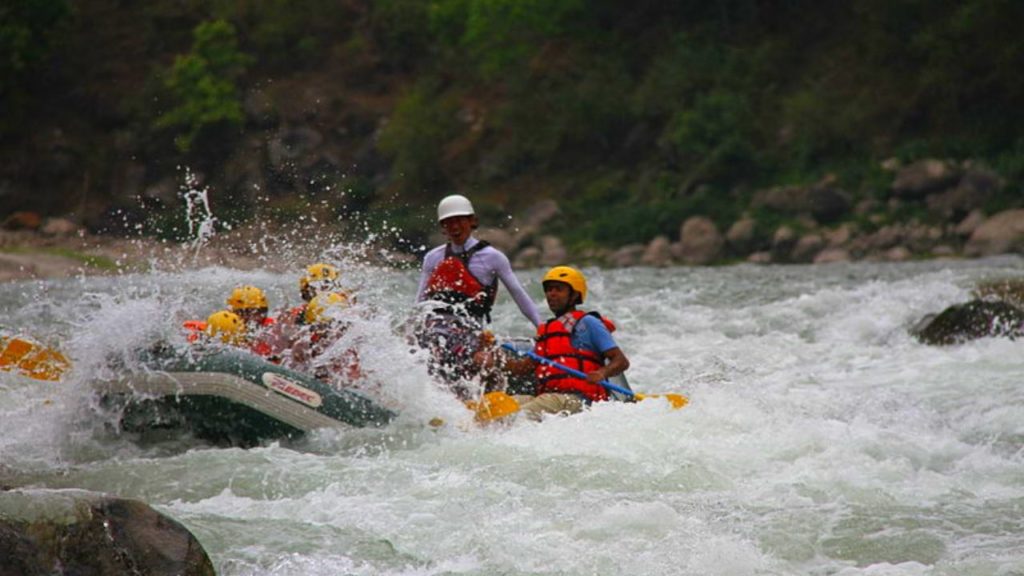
[2,253,1023,575]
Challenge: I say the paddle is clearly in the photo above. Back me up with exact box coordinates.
[499,343,688,409]
[0,336,70,381]
[465,390,520,422]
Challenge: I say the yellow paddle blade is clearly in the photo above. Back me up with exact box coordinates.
[635,393,688,410]
[0,337,70,381]
[466,391,520,422]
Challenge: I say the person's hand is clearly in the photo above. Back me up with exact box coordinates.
[586,369,607,384]
[479,330,495,349]
[473,348,498,370]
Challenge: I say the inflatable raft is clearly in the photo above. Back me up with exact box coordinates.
[93,344,395,446]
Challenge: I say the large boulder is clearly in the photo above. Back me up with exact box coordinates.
[750,176,851,223]
[964,209,1024,257]
[891,159,960,199]
[912,300,1024,345]
[677,216,724,265]
[640,235,673,267]
[0,488,214,576]
[725,217,757,254]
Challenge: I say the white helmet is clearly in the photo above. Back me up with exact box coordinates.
[437,194,475,222]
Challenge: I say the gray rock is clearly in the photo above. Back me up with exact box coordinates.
[885,246,912,261]
[725,218,756,254]
[513,246,541,269]
[824,224,852,248]
[964,209,1024,256]
[747,251,772,264]
[913,299,1024,345]
[791,234,825,263]
[925,166,999,219]
[813,248,851,264]
[891,159,960,198]
[678,216,724,265]
[954,209,986,237]
[641,235,673,267]
[750,176,850,223]
[0,488,214,576]
[610,244,645,268]
[770,225,797,261]
[538,235,568,266]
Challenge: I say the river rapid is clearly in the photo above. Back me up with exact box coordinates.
[1,252,1023,576]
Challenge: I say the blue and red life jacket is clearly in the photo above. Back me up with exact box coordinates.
[534,310,617,402]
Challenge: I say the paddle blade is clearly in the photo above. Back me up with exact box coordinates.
[0,337,70,381]
[635,393,688,410]
[466,391,520,422]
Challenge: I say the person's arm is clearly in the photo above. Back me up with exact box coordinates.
[490,251,542,326]
[415,248,442,302]
[588,347,629,383]
[579,315,630,383]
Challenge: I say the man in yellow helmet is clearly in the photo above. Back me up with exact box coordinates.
[184,285,273,346]
[280,263,351,326]
[415,194,541,399]
[502,266,630,420]
[226,285,273,329]
[203,310,247,345]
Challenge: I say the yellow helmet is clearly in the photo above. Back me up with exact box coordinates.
[542,266,587,303]
[304,291,352,324]
[226,285,268,311]
[205,310,246,343]
[299,263,340,292]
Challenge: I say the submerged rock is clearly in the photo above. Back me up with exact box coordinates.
[912,299,1024,345]
[0,488,214,576]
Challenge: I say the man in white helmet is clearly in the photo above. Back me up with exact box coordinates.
[415,194,541,397]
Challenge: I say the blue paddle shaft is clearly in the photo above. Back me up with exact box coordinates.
[500,342,635,398]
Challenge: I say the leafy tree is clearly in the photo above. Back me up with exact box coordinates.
[155,19,252,153]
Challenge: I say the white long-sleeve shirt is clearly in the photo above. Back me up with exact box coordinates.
[416,237,542,327]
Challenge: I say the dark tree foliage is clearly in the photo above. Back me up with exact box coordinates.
[2,0,1022,247]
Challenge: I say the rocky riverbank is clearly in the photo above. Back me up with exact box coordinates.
[484,159,1024,268]
[3,156,1022,284]
[0,218,365,283]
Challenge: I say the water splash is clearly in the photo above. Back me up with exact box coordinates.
[179,167,219,259]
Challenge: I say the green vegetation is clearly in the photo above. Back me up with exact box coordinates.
[2,0,1023,248]
[155,19,252,153]
[2,247,119,271]
[0,0,71,133]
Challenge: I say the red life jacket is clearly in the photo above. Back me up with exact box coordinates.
[534,310,617,402]
[424,241,498,320]
[183,320,207,343]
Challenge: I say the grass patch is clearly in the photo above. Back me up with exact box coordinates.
[2,247,120,271]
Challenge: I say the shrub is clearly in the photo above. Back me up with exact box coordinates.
[155,19,252,153]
